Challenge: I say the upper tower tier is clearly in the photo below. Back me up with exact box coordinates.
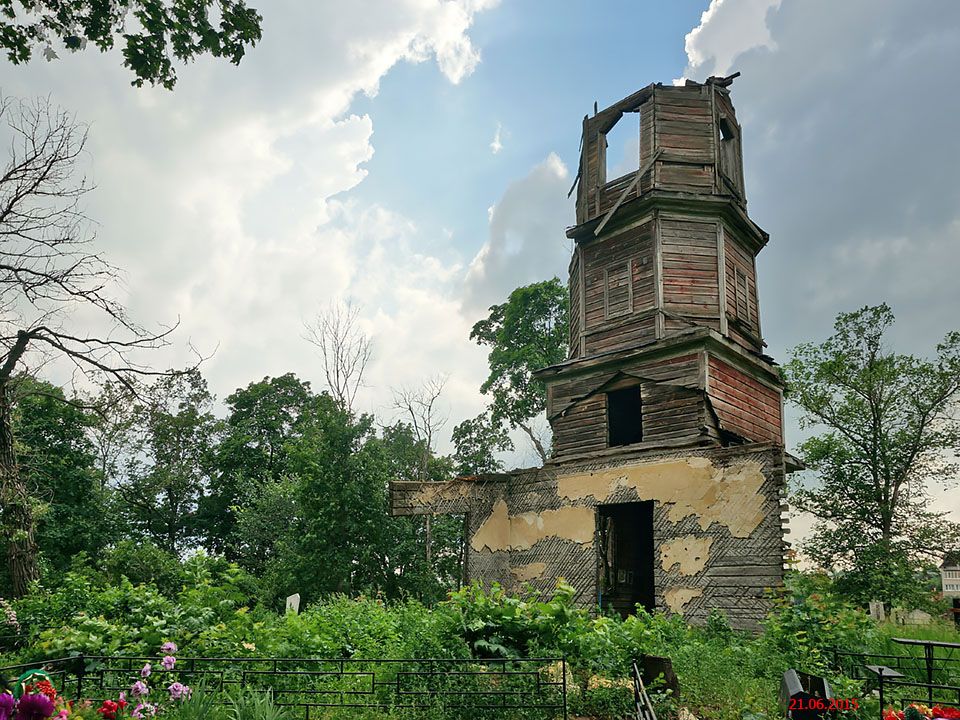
[566,77,770,360]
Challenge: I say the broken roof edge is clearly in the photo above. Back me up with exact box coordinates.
[565,189,769,251]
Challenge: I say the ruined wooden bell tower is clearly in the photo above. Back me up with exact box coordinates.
[391,77,793,630]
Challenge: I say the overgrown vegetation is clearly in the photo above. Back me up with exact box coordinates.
[2,567,958,720]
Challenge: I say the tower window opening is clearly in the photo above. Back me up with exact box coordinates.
[603,111,641,184]
[718,116,743,195]
[607,386,643,447]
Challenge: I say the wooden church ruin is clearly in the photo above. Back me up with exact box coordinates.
[390,76,796,630]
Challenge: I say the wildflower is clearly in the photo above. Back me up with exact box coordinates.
[130,681,149,699]
[160,656,175,671]
[130,703,155,720]
[54,712,67,720]
[160,642,177,654]
[96,700,118,720]
[0,600,19,633]
[0,693,15,720]
[14,693,55,720]
[140,664,151,679]
[167,683,191,702]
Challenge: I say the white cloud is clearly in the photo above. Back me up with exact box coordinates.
[678,0,781,81]
[463,152,572,313]
[0,0,499,439]
[490,122,503,154]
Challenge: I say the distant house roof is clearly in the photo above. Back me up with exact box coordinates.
[941,552,960,569]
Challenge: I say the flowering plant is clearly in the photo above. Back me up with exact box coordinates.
[884,704,960,720]
[126,642,191,719]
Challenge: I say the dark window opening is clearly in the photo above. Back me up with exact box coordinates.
[718,116,743,195]
[598,501,655,617]
[607,386,642,447]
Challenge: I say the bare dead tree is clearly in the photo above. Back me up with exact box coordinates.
[303,300,372,414]
[392,374,449,566]
[0,96,179,596]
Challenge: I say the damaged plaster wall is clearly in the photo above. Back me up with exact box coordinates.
[463,445,786,630]
[556,457,768,538]
[391,444,787,631]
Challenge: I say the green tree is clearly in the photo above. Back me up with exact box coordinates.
[258,394,385,601]
[0,97,179,595]
[0,0,262,89]
[451,410,513,475]
[784,304,960,607]
[199,373,315,556]
[12,377,117,574]
[470,278,568,462]
[373,422,462,600]
[119,370,219,554]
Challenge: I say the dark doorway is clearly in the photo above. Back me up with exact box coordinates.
[607,386,642,447]
[597,501,655,617]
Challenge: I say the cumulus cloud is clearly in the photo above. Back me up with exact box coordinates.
[674,0,960,544]
[677,0,781,81]
[490,122,503,154]
[0,0,499,438]
[462,153,573,314]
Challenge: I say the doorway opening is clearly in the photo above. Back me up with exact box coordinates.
[597,501,655,617]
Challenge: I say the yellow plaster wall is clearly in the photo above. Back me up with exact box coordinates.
[663,587,703,613]
[659,535,713,575]
[511,562,548,582]
[556,457,767,537]
[470,499,595,552]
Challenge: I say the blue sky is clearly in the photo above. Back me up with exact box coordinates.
[1,0,959,542]
[348,0,705,248]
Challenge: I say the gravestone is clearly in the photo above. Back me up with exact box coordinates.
[869,601,885,622]
[285,593,301,614]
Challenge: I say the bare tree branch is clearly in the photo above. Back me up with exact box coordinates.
[0,96,186,595]
[303,300,372,414]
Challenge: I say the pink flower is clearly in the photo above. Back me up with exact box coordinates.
[160,642,177,654]
[167,683,190,702]
[130,681,149,699]
[131,704,155,720]
[140,664,151,679]
[160,656,176,671]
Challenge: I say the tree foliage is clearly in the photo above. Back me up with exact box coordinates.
[784,304,960,607]
[119,370,219,554]
[12,377,115,573]
[470,278,568,462]
[451,410,513,476]
[0,96,179,595]
[0,0,263,89]
[199,373,315,556]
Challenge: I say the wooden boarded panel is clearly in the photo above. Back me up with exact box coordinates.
[581,220,655,349]
[723,228,761,351]
[553,394,608,456]
[708,356,782,444]
[660,218,720,321]
[583,314,656,356]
